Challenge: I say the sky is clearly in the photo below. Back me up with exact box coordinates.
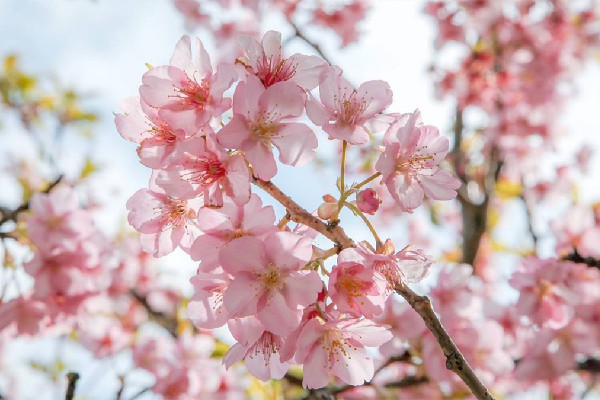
[1,0,600,399]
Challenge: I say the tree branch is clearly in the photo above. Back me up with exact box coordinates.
[563,250,600,269]
[394,283,495,399]
[65,372,80,400]
[251,177,495,400]
[129,290,178,338]
[252,177,354,249]
[288,21,333,65]
[0,175,63,226]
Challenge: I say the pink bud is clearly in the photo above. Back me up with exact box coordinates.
[356,188,381,215]
[317,194,338,220]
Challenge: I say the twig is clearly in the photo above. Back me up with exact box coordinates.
[125,386,151,400]
[251,178,495,400]
[116,375,125,400]
[0,175,63,225]
[65,372,80,400]
[563,250,600,269]
[394,283,495,400]
[579,358,600,373]
[129,290,178,338]
[252,177,354,249]
[289,21,333,65]
[520,192,538,246]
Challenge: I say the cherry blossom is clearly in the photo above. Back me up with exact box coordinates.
[218,75,317,180]
[218,231,322,335]
[223,316,290,381]
[189,193,276,270]
[115,96,199,169]
[126,176,201,257]
[375,110,461,212]
[291,317,392,388]
[237,30,327,89]
[307,67,393,145]
[140,35,236,127]
[154,131,251,207]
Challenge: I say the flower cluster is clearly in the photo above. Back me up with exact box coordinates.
[171,0,370,51]
[118,31,460,388]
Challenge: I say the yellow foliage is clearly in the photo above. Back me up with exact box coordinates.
[80,158,99,179]
[495,179,522,199]
[4,55,17,71]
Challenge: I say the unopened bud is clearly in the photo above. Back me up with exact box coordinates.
[317,194,338,220]
[356,188,381,215]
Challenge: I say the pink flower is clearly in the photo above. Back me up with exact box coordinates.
[223,316,290,381]
[188,270,233,329]
[356,188,380,215]
[155,131,251,207]
[429,264,482,326]
[292,317,392,388]
[338,240,432,290]
[24,185,95,252]
[190,194,276,270]
[173,0,209,31]
[140,35,236,127]
[375,110,461,212]
[551,206,600,258]
[328,261,388,318]
[237,30,327,89]
[127,176,201,257]
[115,97,199,169]
[24,244,100,299]
[0,297,48,336]
[218,75,317,180]
[509,258,579,329]
[312,0,369,47]
[219,231,322,335]
[306,67,392,144]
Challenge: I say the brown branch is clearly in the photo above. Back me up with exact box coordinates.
[520,192,538,246]
[579,358,600,373]
[289,21,333,65]
[251,177,495,400]
[129,290,178,338]
[394,283,494,400]
[252,177,354,249]
[0,175,63,226]
[65,372,80,400]
[563,250,600,269]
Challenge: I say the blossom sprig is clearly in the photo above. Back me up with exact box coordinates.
[114,30,484,394]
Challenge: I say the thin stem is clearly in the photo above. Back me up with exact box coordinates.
[277,212,291,229]
[289,21,333,65]
[340,141,347,195]
[330,141,348,223]
[344,202,382,249]
[354,172,381,190]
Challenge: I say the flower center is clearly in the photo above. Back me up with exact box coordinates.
[335,89,368,126]
[182,156,227,186]
[261,266,282,291]
[250,115,279,146]
[257,56,297,87]
[321,328,350,367]
[176,76,211,109]
[150,121,177,144]
[251,331,280,365]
